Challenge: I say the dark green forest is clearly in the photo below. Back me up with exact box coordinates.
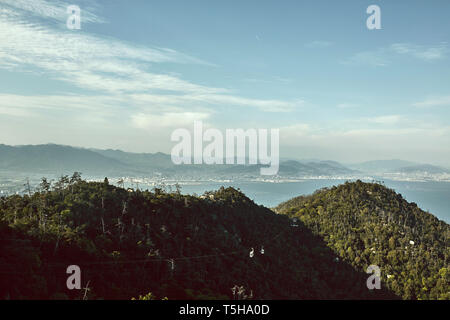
[275,180,449,300]
[0,175,447,300]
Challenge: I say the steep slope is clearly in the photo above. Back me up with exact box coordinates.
[0,178,395,300]
[275,180,449,300]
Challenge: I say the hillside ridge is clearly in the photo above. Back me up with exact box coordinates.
[275,180,449,299]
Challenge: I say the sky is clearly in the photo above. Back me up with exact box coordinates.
[0,0,449,165]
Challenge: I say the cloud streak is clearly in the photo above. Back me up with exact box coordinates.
[0,0,104,24]
[343,43,448,67]
[412,96,450,108]
[0,0,298,114]
[305,40,334,48]
[390,43,448,61]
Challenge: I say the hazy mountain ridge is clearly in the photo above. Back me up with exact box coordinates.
[397,164,449,174]
[348,159,449,175]
[0,144,448,181]
[0,144,356,178]
[0,144,131,175]
[348,160,418,173]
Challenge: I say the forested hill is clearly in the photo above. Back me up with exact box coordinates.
[0,176,396,300]
[275,180,449,300]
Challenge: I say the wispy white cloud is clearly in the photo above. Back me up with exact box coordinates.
[341,49,388,67]
[243,76,293,84]
[0,90,301,127]
[131,112,210,131]
[0,93,124,111]
[305,40,333,48]
[0,93,214,136]
[0,0,298,113]
[0,0,104,24]
[390,43,448,61]
[337,103,359,109]
[412,96,450,108]
[343,42,448,67]
[366,115,402,125]
[182,94,303,112]
[0,11,216,93]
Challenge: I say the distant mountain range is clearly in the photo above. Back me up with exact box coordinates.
[0,144,448,180]
[348,159,449,175]
[348,159,417,172]
[396,164,450,174]
[0,144,130,176]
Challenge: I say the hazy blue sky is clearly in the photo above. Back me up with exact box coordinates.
[0,0,449,165]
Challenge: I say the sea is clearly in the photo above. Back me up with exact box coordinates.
[168,179,450,223]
